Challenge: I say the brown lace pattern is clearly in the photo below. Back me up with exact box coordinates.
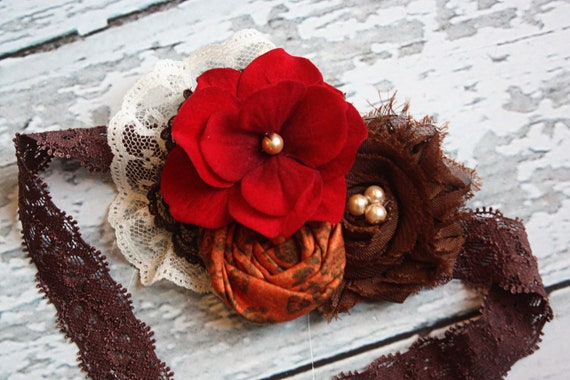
[15,127,173,380]
[145,90,204,266]
[14,127,551,379]
[335,209,552,379]
[147,182,202,265]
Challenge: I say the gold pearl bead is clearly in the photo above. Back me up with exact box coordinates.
[364,185,386,203]
[347,194,369,216]
[365,204,387,224]
[261,133,284,155]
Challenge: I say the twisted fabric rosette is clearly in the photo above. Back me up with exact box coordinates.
[199,222,345,323]
[320,101,478,318]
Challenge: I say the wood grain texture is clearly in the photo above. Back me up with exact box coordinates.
[0,0,179,58]
[1,0,568,379]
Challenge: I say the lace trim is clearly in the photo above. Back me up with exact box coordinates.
[15,127,172,379]
[107,29,275,292]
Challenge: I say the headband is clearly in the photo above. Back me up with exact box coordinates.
[15,30,551,379]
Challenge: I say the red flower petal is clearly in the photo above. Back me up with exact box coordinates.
[310,175,347,222]
[323,82,345,98]
[237,49,323,99]
[239,81,306,134]
[173,87,240,188]
[240,157,322,217]
[161,146,232,228]
[318,103,368,180]
[165,48,367,238]
[229,159,323,238]
[229,193,321,239]
[200,111,264,183]
[195,68,241,94]
[281,85,348,168]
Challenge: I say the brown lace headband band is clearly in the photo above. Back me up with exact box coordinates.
[15,124,551,379]
[13,30,552,379]
[15,128,173,379]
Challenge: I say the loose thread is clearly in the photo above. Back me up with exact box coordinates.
[127,267,137,293]
[307,312,316,380]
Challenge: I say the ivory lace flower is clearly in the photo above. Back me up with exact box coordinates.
[107,30,276,291]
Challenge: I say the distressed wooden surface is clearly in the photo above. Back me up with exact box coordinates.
[1,0,569,379]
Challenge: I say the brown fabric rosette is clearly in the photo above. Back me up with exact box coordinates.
[321,100,478,318]
[199,222,345,323]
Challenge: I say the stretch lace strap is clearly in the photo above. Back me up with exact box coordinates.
[15,127,551,379]
[335,211,552,379]
[15,127,173,379]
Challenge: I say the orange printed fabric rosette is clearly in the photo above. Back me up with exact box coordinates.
[199,222,345,323]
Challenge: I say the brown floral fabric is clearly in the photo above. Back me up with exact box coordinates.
[198,222,345,323]
[321,101,478,318]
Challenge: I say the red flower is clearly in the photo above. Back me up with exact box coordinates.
[161,49,367,238]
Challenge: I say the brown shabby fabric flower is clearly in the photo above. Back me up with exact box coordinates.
[199,222,345,323]
[320,99,478,319]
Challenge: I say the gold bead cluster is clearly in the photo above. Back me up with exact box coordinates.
[347,185,388,224]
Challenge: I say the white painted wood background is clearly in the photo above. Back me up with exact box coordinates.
[1,0,569,379]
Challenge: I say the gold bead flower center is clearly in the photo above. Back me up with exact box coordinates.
[261,133,284,155]
[347,185,388,224]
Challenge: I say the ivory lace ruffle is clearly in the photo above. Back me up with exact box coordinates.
[107,30,275,292]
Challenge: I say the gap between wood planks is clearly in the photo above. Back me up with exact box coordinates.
[262,279,570,380]
[0,0,187,61]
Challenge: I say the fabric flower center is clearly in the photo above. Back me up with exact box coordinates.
[347,185,388,224]
[261,132,284,155]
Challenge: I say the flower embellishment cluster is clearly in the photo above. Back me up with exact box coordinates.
[161,48,368,238]
[139,45,476,323]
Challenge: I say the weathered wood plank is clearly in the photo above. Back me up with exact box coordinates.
[1,0,569,379]
[0,0,176,58]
